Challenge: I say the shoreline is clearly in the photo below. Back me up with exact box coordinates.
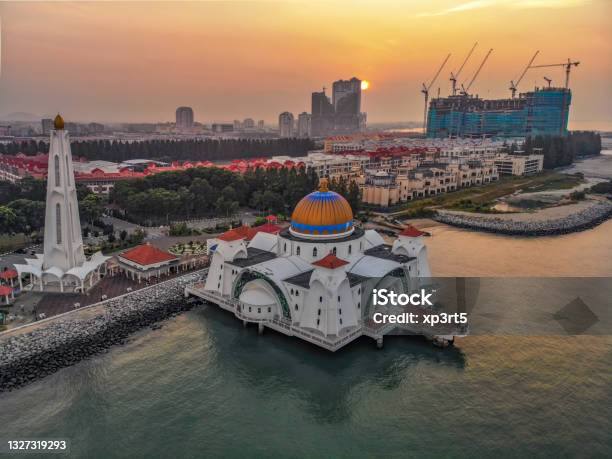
[433,200,612,236]
[0,272,205,393]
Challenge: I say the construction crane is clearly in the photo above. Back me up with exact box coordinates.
[528,58,579,88]
[543,76,552,88]
[460,48,493,95]
[421,53,451,134]
[450,42,478,96]
[509,50,539,98]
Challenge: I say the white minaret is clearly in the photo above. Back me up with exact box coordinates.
[42,114,85,272]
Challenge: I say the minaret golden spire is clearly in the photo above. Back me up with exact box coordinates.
[318,177,329,192]
[54,113,64,130]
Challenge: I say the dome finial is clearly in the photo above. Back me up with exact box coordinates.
[318,178,329,192]
[54,114,64,130]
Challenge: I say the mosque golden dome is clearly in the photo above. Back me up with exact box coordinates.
[54,114,64,130]
[289,178,354,239]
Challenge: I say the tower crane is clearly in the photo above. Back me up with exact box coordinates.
[509,50,539,98]
[450,42,478,96]
[421,53,451,134]
[528,58,579,88]
[460,48,493,95]
[543,76,552,88]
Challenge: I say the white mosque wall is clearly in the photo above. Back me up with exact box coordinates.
[391,235,432,278]
[278,235,364,264]
[204,239,248,294]
[284,284,306,324]
[301,268,359,336]
[238,279,280,320]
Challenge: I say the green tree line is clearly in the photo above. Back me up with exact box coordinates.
[521,131,601,169]
[0,177,99,235]
[0,138,315,162]
[110,166,363,226]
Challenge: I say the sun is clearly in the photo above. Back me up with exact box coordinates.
[361,80,370,90]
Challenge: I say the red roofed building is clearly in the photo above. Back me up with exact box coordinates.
[117,243,179,282]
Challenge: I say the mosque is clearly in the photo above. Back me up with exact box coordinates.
[185,179,444,351]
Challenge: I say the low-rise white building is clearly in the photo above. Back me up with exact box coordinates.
[493,154,544,176]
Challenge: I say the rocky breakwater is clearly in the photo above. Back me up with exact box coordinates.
[433,200,612,236]
[0,272,204,392]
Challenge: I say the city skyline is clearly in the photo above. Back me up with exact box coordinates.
[0,1,610,129]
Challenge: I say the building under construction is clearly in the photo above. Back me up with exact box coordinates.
[422,43,577,139]
[426,87,571,138]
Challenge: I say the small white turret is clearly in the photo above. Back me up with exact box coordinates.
[392,225,431,277]
[204,229,248,294]
[302,253,358,336]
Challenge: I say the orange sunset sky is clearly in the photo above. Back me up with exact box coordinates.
[0,0,610,129]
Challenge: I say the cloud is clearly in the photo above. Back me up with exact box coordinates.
[417,0,587,17]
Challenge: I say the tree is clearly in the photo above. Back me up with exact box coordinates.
[119,230,128,241]
[347,180,362,214]
[7,199,45,233]
[80,194,104,226]
[0,206,19,234]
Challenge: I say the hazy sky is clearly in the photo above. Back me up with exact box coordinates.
[0,0,610,128]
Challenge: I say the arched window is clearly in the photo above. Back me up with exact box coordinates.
[332,247,337,255]
[348,245,352,255]
[54,156,60,186]
[55,204,62,244]
[313,247,317,258]
[284,243,287,252]
[296,246,301,256]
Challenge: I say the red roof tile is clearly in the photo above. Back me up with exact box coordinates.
[399,225,426,237]
[217,229,245,242]
[256,223,281,235]
[312,253,349,269]
[119,243,177,266]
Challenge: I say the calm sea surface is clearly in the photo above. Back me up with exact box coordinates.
[0,154,611,458]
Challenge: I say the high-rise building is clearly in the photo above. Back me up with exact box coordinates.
[176,106,194,129]
[311,90,335,137]
[332,77,362,134]
[426,88,572,138]
[42,118,53,135]
[332,77,361,114]
[278,112,295,138]
[243,118,255,129]
[297,112,311,138]
[257,120,265,130]
[233,120,242,130]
